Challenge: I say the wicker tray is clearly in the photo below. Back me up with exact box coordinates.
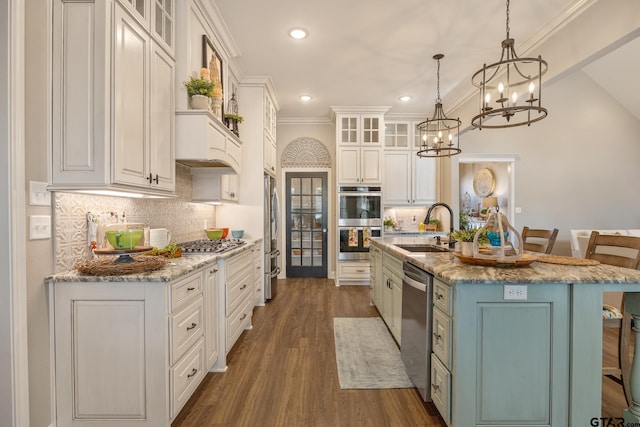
[535,255,600,266]
[453,252,538,268]
[74,255,168,276]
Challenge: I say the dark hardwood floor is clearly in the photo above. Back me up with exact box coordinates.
[171,277,631,426]
[172,278,445,427]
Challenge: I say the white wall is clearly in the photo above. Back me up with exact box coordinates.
[457,69,640,255]
[0,1,13,425]
[24,1,54,425]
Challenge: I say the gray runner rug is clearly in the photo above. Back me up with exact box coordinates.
[333,317,413,389]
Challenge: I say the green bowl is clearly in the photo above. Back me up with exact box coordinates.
[106,229,143,250]
[205,229,224,240]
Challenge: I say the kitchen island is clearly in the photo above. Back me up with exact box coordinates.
[46,239,262,427]
[371,236,640,427]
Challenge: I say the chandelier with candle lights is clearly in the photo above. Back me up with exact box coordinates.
[471,0,548,129]
[417,54,461,158]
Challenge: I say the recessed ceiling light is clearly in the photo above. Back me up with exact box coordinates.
[399,96,412,102]
[289,28,308,39]
[299,95,312,102]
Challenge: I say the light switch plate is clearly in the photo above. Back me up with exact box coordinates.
[29,181,51,206]
[30,215,51,240]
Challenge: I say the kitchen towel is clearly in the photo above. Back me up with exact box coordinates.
[362,227,371,248]
[348,227,358,247]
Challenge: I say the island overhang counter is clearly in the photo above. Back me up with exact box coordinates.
[371,236,640,427]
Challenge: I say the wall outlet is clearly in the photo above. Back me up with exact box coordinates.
[504,284,527,300]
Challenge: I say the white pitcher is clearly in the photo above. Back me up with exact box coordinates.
[149,228,171,248]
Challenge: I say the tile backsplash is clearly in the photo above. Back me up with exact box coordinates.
[53,163,216,272]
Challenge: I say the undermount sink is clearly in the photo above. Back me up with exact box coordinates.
[395,244,449,253]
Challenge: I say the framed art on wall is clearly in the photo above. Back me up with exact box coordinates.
[202,35,224,120]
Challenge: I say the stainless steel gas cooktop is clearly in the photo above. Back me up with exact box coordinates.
[178,239,245,254]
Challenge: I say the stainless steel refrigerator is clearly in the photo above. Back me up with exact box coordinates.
[264,175,280,299]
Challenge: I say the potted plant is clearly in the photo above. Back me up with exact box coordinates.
[183,76,214,110]
[450,228,488,256]
[224,113,244,137]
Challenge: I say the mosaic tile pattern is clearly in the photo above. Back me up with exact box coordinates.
[54,164,216,273]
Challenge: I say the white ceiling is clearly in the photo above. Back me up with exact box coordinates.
[212,0,638,121]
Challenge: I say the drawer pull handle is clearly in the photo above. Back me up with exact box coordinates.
[187,368,198,378]
[435,293,443,300]
[187,287,195,291]
[240,284,247,290]
[210,268,218,273]
[433,332,442,342]
[186,322,197,331]
[431,383,440,391]
[356,269,365,273]
[240,313,247,321]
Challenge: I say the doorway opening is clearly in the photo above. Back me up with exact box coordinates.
[285,172,328,278]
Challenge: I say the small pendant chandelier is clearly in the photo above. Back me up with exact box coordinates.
[417,54,461,158]
[471,0,548,129]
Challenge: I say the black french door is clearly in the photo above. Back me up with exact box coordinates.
[286,172,328,278]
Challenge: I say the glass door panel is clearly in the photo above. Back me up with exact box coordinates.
[286,172,328,277]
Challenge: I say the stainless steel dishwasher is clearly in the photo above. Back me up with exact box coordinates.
[400,261,433,402]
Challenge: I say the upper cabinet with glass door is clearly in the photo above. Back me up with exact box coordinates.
[336,114,384,146]
[333,107,389,185]
[385,122,410,149]
[382,120,436,206]
[118,0,174,55]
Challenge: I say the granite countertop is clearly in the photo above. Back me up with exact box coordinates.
[371,236,640,286]
[46,238,261,284]
[383,229,448,237]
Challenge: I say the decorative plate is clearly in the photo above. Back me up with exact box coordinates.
[473,168,495,197]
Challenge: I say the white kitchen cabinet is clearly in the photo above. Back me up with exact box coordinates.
[204,264,219,371]
[236,79,278,177]
[264,133,277,176]
[252,242,264,306]
[383,120,436,206]
[49,268,208,426]
[190,168,239,204]
[370,245,383,306]
[379,251,403,343]
[333,109,388,185]
[51,0,175,197]
[113,7,175,192]
[117,0,174,54]
[213,248,254,371]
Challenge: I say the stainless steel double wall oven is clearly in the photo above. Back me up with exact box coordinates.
[338,186,382,260]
